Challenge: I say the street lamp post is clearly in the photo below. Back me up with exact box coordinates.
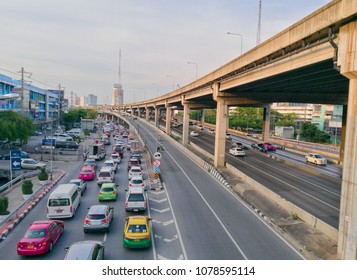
[227,32,243,55]
[187,62,198,80]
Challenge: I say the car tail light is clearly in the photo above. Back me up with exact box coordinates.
[142,183,144,186]
[125,202,128,207]
[17,242,23,248]
[96,178,98,181]
[129,183,132,186]
[46,207,48,213]
[142,235,150,240]
[99,192,102,195]
[40,241,47,247]
[124,235,131,240]
[110,177,112,181]
[113,191,116,195]
[144,202,147,207]
[102,218,109,223]
[70,206,73,213]
[84,219,90,223]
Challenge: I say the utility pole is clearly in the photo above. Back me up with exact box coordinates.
[257,0,262,45]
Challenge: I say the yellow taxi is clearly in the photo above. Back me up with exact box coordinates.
[123,216,151,249]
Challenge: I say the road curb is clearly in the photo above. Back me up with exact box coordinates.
[0,171,65,241]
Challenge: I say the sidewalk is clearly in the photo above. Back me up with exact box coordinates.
[0,170,65,240]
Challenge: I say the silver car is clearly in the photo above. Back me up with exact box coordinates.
[69,179,87,194]
[129,175,145,188]
[83,205,114,233]
[125,187,147,212]
[64,240,105,260]
[103,160,117,173]
[96,168,114,186]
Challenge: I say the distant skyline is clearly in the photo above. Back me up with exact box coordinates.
[0,0,331,104]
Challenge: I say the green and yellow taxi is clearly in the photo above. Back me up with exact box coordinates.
[123,216,151,249]
[98,183,117,201]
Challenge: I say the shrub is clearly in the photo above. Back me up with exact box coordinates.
[22,180,33,195]
[0,196,9,215]
[38,167,48,181]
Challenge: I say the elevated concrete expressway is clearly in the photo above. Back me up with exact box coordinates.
[92,0,357,259]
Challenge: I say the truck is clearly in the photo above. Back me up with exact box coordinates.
[88,143,106,160]
[81,119,95,132]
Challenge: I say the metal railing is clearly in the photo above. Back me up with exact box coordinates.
[0,170,40,193]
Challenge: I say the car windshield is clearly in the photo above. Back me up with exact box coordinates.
[87,214,106,220]
[101,187,114,192]
[111,155,118,159]
[24,229,46,239]
[104,163,114,167]
[131,179,143,184]
[128,194,144,201]
[99,172,111,177]
[49,198,70,207]
[128,224,147,233]
[315,155,324,159]
[71,181,80,186]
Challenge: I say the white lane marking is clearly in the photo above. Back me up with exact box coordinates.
[150,207,170,213]
[163,166,248,259]
[103,232,107,242]
[149,198,168,203]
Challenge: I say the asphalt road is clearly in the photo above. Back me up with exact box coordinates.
[169,125,341,229]
[0,121,303,260]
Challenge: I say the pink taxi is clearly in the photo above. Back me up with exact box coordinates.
[79,166,95,181]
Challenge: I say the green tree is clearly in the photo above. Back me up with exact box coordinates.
[0,111,35,144]
[300,123,330,143]
[62,108,98,130]
[189,110,201,121]
[229,107,263,131]
[204,109,216,124]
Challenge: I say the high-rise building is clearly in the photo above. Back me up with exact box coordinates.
[88,94,97,106]
[112,83,124,105]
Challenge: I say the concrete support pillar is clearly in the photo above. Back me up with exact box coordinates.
[262,104,271,142]
[166,106,172,134]
[182,103,190,146]
[337,21,357,260]
[339,105,347,165]
[145,106,149,121]
[154,106,159,127]
[213,83,227,168]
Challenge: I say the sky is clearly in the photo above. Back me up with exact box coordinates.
[0,0,331,105]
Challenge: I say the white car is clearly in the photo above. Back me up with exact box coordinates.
[103,160,117,173]
[225,133,232,140]
[190,131,199,137]
[129,175,145,188]
[208,129,215,134]
[128,166,143,180]
[21,159,47,170]
[229,147,245,157]
[305,153,327,165]
[110,153,121,164]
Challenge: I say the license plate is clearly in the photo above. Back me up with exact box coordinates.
[56,209,64,213]
[134,239,140,242]
[27,245,34,249]
[133,209,138,212]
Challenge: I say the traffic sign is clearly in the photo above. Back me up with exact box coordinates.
[154,167,160,173]
[154,152,161,160]
[10,150,22,171]
[154,172,159,179]
[153,159,161,168]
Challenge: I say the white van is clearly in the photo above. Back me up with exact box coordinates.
[47,184,81,219]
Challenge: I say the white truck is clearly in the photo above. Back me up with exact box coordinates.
[88,143,106,160]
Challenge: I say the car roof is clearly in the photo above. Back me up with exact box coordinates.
[127,215,148,224]
[128,187,144,194]
[130,166,142,170]
[131,175,143,179]
[100,167,113,172]
[88,205,109,214]
[69,179,81,183]
[65,241,102,260]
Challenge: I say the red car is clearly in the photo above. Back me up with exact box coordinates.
[17,220,64,256]
[262,142,277,151]
[79,166,95,181]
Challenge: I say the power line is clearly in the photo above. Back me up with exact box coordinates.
[257,0,262,45]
